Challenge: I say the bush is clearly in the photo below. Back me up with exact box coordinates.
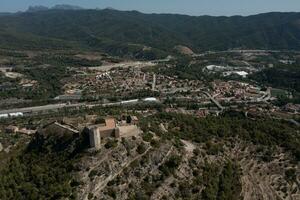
[105,139,118,149]
[106,187,117,199]
[285,168,296,182]
[88,170,98,179]
[193,148,201,156]
[205,141,223,155]
[136,143,147,154]
[88,193,93,200]
[159,155,181,176]
[142,132,153,142]
[150,139,159,148]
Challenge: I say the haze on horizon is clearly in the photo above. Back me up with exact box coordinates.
[1,0,300,16]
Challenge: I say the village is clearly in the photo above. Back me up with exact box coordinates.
[0,3,300,199]
[59,62,299,120]
[0,70,299,154]
[0,63,299,126]
[0,48,299,153]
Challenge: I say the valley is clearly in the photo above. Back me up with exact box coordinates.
[0,6,299,200]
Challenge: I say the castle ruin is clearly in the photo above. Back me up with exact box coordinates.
[86,118,120,150]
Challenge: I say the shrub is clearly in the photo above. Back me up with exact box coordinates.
[136,143,147,154]
[88,170,98,179]
[142,132,153,142]
[105,139,118,149]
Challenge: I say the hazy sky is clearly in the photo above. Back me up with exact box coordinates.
[1,0,300,16]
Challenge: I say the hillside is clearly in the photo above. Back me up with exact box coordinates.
[0,112,299,200]
[0,10,299,57]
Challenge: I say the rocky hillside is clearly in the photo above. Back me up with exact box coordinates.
[74,133,299,200]
[0,113,299,200]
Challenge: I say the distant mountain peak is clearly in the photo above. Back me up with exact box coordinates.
[52,4,83,10]
[27,4,83,12]
[104,7,117,11]
[27,5,49,12]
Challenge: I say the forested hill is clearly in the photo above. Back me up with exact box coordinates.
[0,9,299,53]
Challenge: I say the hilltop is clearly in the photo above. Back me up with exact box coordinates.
[0,112,299,200]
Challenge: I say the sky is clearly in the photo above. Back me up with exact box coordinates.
[1,0,300,16]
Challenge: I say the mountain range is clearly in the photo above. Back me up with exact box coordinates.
[0,8,299,57]
[27,5,84,12]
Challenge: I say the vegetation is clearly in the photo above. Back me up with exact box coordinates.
[0,131,88,200]
[0,8,299,199]
[251,64,300,105]
[104,138,118,149]
[201,161,242,200]
[251,65,300,92]
[159,155,181,176]
[140,112,300,161]
[16,65,70,99]
[285,168,297,183]
[154,57,220,81]
[142,132,153,142]
[0,63,71,100]
[250,64,300,105]
[0,10,299,57]
[31,54,103,67]
[136,142,147,154]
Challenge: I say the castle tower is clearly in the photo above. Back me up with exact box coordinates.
[89,127,101,150]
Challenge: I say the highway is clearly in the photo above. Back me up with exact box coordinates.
[0,97,160,116]
[0,103,85,115]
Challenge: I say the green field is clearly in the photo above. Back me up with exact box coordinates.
[271,88,288,97]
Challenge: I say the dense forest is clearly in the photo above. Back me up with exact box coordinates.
[0,65,69,100]
[250,64,300,104]
[0,10,299,57]
[250,64,300,92]
[0,128,88,200]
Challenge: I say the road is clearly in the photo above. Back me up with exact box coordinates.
[203,92,224,111]
[0,103,85,115]
[257,88,271,102]
[0,97,160,116]
[89,61,156,71]
[89,57,171,72]
[192,49,289,57]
